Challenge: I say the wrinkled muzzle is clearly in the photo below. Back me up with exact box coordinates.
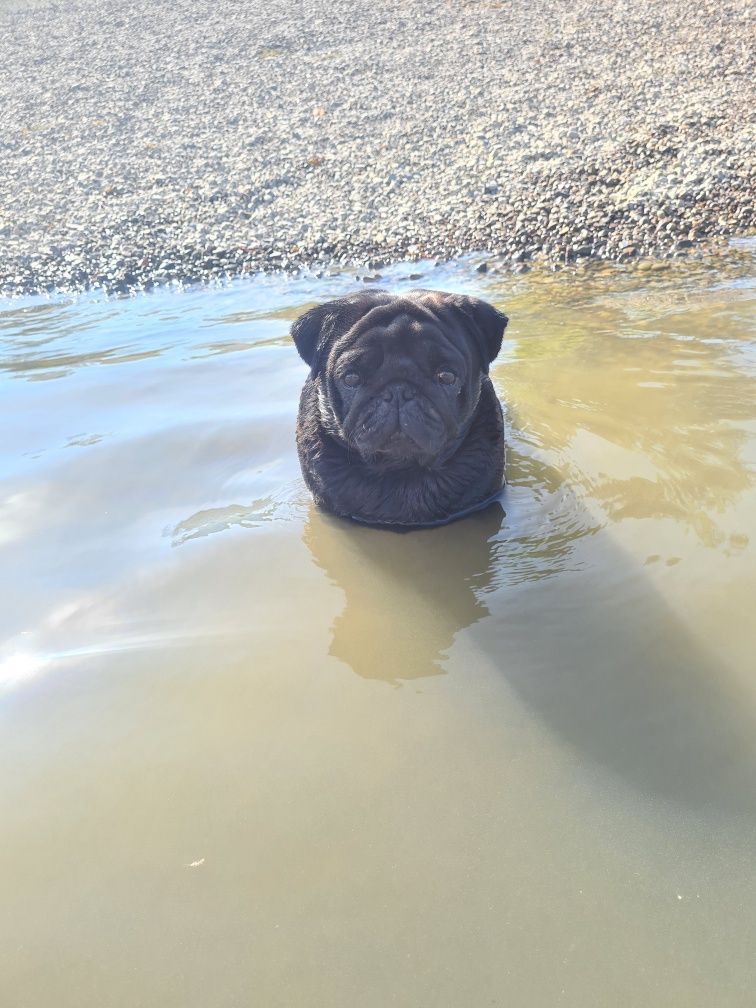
[345,382,448,465]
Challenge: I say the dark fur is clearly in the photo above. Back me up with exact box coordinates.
[292,288,508,526]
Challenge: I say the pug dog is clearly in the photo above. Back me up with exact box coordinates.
[292,288,508,527]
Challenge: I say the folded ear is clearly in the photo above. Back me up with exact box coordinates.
[464,296,508,366]
[290,302,337,371]
[445,294,508,369]
[409,290,508,371]
[291,289,394,376]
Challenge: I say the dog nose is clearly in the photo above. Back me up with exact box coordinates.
[381,383,416,403]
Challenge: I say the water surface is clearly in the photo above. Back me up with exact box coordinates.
[1,253,755,1006]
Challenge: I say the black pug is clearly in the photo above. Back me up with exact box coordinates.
[292,288,508,527]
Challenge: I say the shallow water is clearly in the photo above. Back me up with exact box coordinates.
[1,252,755,1006]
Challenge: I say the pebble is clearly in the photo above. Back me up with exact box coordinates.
[0,0,753,298]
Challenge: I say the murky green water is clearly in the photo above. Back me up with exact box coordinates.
[1,251,755,1006]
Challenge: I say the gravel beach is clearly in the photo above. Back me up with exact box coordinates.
[1,0,754,296]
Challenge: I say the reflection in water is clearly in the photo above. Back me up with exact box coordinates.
[171,495,290,545]
[502,285,756,549]
[302,437,603,683]
[303,503,505,682]
[172,499,279,544]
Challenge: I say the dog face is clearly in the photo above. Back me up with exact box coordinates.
[292,289,507,468]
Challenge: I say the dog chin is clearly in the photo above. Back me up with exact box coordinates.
[353,430,445,469]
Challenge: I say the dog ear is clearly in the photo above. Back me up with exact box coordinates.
[408,290,507,371]
[290,302,337,371]
[446,294,508,369]
[291,290,393,376]
[466,297,508,366]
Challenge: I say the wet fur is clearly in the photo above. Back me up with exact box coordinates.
[292,288,508,526]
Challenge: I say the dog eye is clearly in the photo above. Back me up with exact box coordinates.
[437,370,456,385]
[342,372,362,388]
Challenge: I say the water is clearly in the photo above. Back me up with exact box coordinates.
[1,252,755,1006]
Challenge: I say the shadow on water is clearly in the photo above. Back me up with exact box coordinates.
[301,440,599,682]
[301,428,756,818]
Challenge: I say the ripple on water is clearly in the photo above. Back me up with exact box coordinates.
[1,252,756,1006]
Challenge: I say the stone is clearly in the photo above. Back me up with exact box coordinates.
[0,0,751,295]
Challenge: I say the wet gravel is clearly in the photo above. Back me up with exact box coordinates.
[0,0,754,296]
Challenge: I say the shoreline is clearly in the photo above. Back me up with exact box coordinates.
[0,232,753,301]
[1,0,754,298]
[3,241,754,310]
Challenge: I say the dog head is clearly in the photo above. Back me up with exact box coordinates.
[292,288,507,468]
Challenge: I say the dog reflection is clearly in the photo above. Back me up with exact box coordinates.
[302,503,505,682]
